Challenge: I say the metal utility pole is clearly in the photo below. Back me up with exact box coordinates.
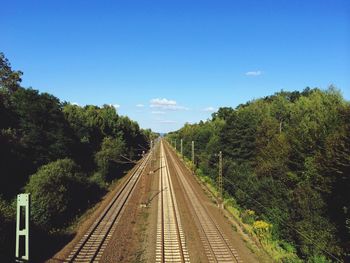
[149,140,153,171]
[150,140,154,168]
[180,139,183,157]
[218,151,223,208]
[191,141,195,167]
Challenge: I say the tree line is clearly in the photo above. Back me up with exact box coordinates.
[167,87,350,262]
[0,52,157,260]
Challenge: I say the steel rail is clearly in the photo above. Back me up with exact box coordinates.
[156,142,190,263]
[66,153,151,262]
[165,143,242,263]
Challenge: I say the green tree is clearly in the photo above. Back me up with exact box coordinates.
[0,52,22,93]
[0,51,154,260]
[167,87,349,260]
[95,136,126,181]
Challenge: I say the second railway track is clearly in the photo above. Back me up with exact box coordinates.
[156,141,190,263]
[165,142,243,263]
[66,152,151,263]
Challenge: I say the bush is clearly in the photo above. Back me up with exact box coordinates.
[25,159,93,230]
[241,209,256,225]
[253,220,272,240]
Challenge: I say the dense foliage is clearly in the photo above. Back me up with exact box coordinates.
[25,159,98,230]
[167,88,350,261]
[0,52,156,260]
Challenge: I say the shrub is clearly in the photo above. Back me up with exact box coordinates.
[241,209,257,225]
[253,220,272,240]
[25,158,93,230]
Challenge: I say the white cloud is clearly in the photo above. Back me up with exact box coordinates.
[202,106,216,112]
[151,111,166,114]
[71,102,80,106]
[150,98,188,110]
[136,104,144,108]
[245,70,262,76]
[150,98,176,106]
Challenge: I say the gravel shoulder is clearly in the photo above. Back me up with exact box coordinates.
[140,147,160,263]
[99,154,154,262]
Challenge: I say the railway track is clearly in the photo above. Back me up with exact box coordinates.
[165,143,243,263]
[66,153,151,262]
[156,141,190,263]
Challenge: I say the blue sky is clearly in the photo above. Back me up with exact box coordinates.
[2,0,349,133]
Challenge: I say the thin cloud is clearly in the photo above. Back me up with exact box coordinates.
[151,111,166,114]
[112,104,120,109]
[245,70,262,76]
[105,104,121,111]
[158,120,177,124]
[150,98,188,111]
[136,104,144,107]
[202,106,217,112]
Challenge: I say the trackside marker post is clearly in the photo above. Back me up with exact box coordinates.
[16,193,30,262]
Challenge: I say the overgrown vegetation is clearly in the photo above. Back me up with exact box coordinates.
[167,87,350,262]
[0,52,157,260]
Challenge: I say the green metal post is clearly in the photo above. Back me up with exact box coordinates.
[16,193,30,262]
